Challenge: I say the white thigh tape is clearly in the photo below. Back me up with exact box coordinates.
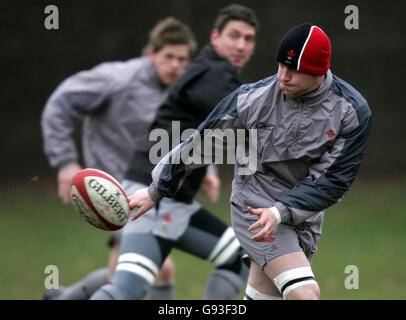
[273,267,316,299]
[283,279,317,299]
[244,284,282,300]
[116,263,155,284]
[208,227,240,267]
[119,253,159,275]
[208,227,235,261]
[116,253,159,284]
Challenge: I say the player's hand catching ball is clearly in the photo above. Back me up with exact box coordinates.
[128,188,156,220]
[247,207,279,242]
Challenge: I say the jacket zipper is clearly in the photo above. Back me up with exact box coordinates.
[294,97,303,145]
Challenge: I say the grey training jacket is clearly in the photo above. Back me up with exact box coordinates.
[41,56,169,181]
[147,70,372,228]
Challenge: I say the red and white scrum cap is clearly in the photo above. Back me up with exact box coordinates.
[276,23,331,75]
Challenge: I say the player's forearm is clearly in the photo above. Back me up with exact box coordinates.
[147,182,164,203]
[41,101,79,168]
[149,132,207,200]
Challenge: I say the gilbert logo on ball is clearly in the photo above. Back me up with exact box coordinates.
[70,168,130,230]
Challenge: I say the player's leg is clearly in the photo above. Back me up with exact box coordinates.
[55,268,109,300]
[106,230,122,282]
[174,207,248,300]
[230,200,320,300]
[43,230,117,300]
[263,251,320,300]
[90,231,174,300]
[90,179,177,300]
[148,255,175,300]
[43,231,120,300]
[243,260,282,300]
[107,232,175,300]
[43,268,108,300]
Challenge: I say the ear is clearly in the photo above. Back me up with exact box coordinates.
[146,45,155,59]
[210,29,220,47]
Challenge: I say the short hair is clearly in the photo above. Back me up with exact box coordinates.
[143,17,197,56]
[213,4,259,33]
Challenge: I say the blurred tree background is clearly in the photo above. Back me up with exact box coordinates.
[0,0,405,185]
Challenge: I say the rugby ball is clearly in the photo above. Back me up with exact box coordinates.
[69,168,130,231]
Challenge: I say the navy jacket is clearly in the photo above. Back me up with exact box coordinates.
[125,44,240,202]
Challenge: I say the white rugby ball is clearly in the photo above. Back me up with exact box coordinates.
[70,168,130,231]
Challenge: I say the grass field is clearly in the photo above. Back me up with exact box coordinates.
[1,179,405,300]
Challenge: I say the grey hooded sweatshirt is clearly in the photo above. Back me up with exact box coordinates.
[41,56,168,181]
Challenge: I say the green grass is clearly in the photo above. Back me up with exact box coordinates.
[310,183,406,299]
[1,180,405,299]
[0,192,109,299]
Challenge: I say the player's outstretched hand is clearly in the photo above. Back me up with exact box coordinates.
[247,207,278,242]
[128,188,156,220]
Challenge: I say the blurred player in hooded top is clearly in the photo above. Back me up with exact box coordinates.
[41,17,197,299]
[90,4,259,300]
[128,23,372,300]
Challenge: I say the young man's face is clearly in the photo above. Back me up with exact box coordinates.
[211,20,256,72]
[277,63,325,98]
[150,44,190,86]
